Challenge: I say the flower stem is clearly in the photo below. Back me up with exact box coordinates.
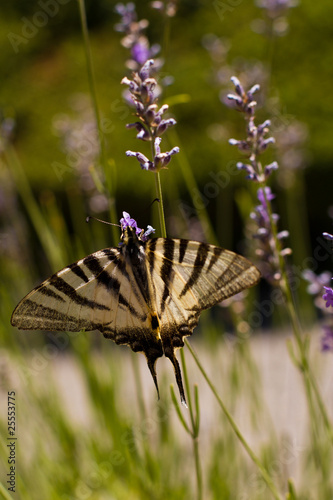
[185,338,283,500]
[261,184,333,446]
[78,0,118,244]
[154,172,167,239]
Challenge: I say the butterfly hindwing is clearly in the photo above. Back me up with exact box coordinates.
[145,238,260,402]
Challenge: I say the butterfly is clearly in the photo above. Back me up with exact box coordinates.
[11,212,260,405]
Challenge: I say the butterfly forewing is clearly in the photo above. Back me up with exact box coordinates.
[11,248,149,338]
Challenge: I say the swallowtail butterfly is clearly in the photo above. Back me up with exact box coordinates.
[11,212,260,405]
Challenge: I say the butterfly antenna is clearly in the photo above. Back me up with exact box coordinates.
[86,215,121,228]
[149,198,160,208]
[167,352,187,408]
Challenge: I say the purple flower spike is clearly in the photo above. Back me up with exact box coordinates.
[131,42,151,65]
[323,286,333,308]
[321,325,333,352]
[257,186,275,206]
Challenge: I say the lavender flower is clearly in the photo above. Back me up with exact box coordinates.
[121,59,177,142]
[121,59,179,173]
[151,1,178,17]
[323,286,333,309]
[228,78,277,183]
[0,113,15,154]
[120,211,155,241]
[252,0,299,37]
[115,3,162,71]
[302,269,332,303]
[321,325,333,352]
[250,187,290,284]
[126,137,179,172]
[228,77,292,284]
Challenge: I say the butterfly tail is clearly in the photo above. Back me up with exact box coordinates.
[146,355,161,400]
[165,351,187,407]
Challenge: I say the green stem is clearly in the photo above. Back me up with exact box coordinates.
[168,129,218,245]
[0,482,14,500]
[193,435,203,500]
[185,339,283,500]
[179,350,203,500]
[78,0,104,163]
[78,0,118,244]
[261,184,333,446]
[154,172,167,239]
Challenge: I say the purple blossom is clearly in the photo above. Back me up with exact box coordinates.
[114,3,162,71]
[257,186,275,206]
[323,286,333,308]
[302,270,332,297]
[228,80,277,184]
[0,113,15,154]
[131,42,150,65]
[120,211,155,241]
[120,211,140,233]
[321,325,333,352]
[125,150,152,170]
[126,137,179,172]
[253,0,299,37]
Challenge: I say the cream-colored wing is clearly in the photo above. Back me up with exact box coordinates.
[145,238,260,404]
[11,246,168,397]
[147,238,260,318]
[11,248,155,346]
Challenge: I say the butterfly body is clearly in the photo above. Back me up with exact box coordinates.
[11,225,260,404]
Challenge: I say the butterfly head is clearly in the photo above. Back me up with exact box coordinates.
[121,224,141,246]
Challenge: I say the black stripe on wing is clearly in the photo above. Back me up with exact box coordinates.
[179,242,209,298]
[178,239,188,264]
[83,254,146,321]
[160,239,175,312]
[68,263,90,283]
[207,246,224,271]
[14,299,109,331]
[51,276,110,310]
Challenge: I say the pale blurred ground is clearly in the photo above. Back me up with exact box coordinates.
[1,327,332,491]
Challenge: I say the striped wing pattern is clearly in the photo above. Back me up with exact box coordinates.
[145,238,260,401]
[11,233,260,404]
[11,249,158,347]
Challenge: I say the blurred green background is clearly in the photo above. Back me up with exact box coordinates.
[1,0,333,249]
[1,1,333,499]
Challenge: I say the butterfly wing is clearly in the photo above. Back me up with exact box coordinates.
[12,246,161,343]
[147,237,260,318]
[145,238,260,403]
